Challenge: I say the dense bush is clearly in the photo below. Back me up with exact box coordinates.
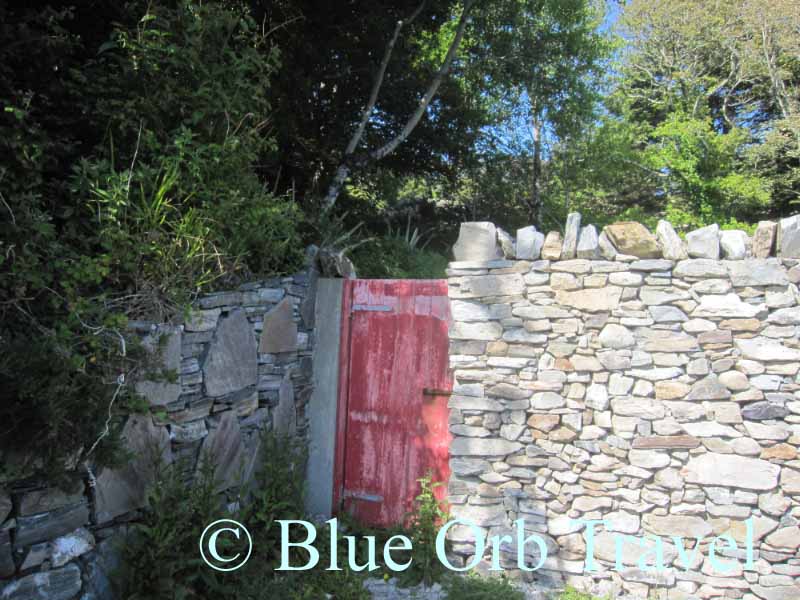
[119,431,369,600]
[0,1,304,483]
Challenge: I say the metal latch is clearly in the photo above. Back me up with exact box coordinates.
[423,388,452,396]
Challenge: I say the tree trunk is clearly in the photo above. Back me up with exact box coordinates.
[322,0,476,209]
[530,112,543,228]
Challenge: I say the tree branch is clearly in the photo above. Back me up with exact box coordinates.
[321,1,427,209]
[372,0,477,161]
[322,0,478,209]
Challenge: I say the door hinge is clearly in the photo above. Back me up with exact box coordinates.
[343,490,384,503]
[352,304,392,313]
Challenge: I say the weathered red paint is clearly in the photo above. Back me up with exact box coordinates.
[334,279,452,527]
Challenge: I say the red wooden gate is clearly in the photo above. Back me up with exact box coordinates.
[333,279,452,527]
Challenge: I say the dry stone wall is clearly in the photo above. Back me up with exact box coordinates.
[0,269,316,600]
[446,217,800,600]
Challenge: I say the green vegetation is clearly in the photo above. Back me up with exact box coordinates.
[444,574,525,600]
[2,0,796,520]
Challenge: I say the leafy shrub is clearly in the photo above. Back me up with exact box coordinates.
[351,236,448,279]
[0,1,304,483]
[553,587,612,600]
[398,473,450,586]
[120,430,370,599]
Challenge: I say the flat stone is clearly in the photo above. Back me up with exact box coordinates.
[751,374,782,390]
[686,375,731,400]
[0,491,9,523]
[698,329,733,344]
[720,230,749,259]
[598,230,617,259]
[576,224,601,259]
[781,468,800,493]
[609,373,634,395]
[767,306,800,325]
[450,321,503,341]
[611,397,665,419]
[643,514,712,538]
[205,309,258,397]
[692,279,733,294]
[609,273,644,288]
[497,227,515,258]
[725,259,789,287]
[551,259,591,274]
[450,438,522,457]
[598,323,635,349]
[692,293,763,318]
[585,383,609,410]
[94,415,172,523]
[528,414,560,432]
[655,381,690,400]
[682,453,780,490]
[274,374,297,436]
[18,480,84,517]
[0,530,12,579]
[687,224,720,259]
[449,396,503,411]
[674,259,728,278]
[15,503,90,547]
[450,300,491,322]
[186,308,221,332]
[531,392,566,409]
[649,305,688,322]
[135,325,182,407]
[541,231,563,260]
[761,443,797,460]
[259,298,299,356]
[196,411,245,492]
[0,563,82,600]
[751,585,800,600]
[502,329,547,344]
[50,527,95,568]
[735,337,800,361]
[753,220,777,258]
[592,531,677,566]
[656,220,688,260]
[570,355,604,371]
[516,226,544,260]
[778,214,800,257]
[603,222,661,258]
[742,402,790,420]
[628,367,684,380]
[727,515,779,544]
[554,286,622,311]
[653,468,685,490]
[640,286,690,305]
[455,273,525,298]
[743,421,789,440]
[631,435,700,449]
[452,222,502,261]
[561,212,581,259]
[487,383,531,401]
[681,421,741,437]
